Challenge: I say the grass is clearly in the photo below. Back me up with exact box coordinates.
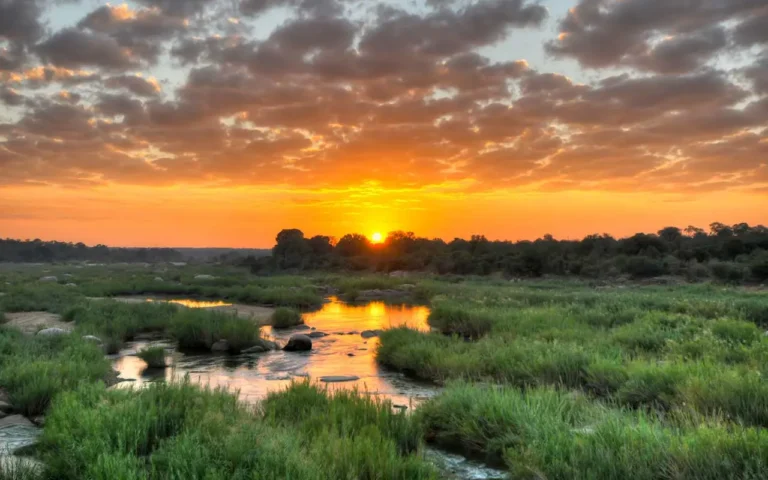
[418,383,768,479]
[270,307,304,328]
[39,381,437,480]
[0,327,112,417]
[137,346,167,369]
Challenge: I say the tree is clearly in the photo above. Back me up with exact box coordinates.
[335,234,370,257]
[273,229,310,269]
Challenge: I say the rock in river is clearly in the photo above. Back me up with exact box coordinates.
[283,334,312,352]
[319,376,360,383]
[309,331,328,338]
[242,345,267,354]
[210,340,229,352]
[361,330,383,339]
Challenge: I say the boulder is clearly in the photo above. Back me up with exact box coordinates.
[242,345,268,354]
[361,330,383,339]
[65,283,77,288]
[82,335,102,344]
[0,415,34,429]
[283,334,312,352]
[194,274,215,280]
[0,401,12,414]
[38,276,58,283]
[319,376,359,383]
[308,331,328,339]
[36,328,69,337]
[210,340,229,352]
[154,277,164,282]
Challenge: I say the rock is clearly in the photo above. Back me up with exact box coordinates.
[62,274,73,279]
[242,345,267,354]
[361,330,383,339]
[38,276,58,283]
[65,283,77,288]
[0,416,34,429]
[210,340,229,352]
[82,335,102,344]
[258,339,279,350]
[295,324,311,330]
[194,274,215,280]
[32,417,45,427]
[36,328,69,337]
[283,334,312,352]
[347,331,358,335]
[393,404,408,411]
[308,331,328,338]
[347,353,355,357]
[154,277,164,282]
[0,402,12,415]
[319,376,360,383]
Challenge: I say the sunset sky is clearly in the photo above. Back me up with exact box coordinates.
[1,0,767,247]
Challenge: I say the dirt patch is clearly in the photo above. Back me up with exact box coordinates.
[3,312,71,335]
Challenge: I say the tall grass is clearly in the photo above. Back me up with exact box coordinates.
[40,381,437,480]
[270,307,304,328]
[418,383,768,479]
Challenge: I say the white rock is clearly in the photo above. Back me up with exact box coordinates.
[38,276,58,283]
[36,328,69,337]
[194,274,215,280]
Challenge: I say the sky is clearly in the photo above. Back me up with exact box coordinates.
[1,0,767,247]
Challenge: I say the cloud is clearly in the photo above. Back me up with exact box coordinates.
[104,75,161,97]
[36,29,139,69]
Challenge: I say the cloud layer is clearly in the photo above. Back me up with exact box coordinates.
[1,0,767,195]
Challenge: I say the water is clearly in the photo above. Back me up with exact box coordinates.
[112,297,439,406]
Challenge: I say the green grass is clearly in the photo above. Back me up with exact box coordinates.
[39,381,438,480]
[137,346,167,369]
[418,383,768,479]
[0,328,112,417]
[270,307,304,328]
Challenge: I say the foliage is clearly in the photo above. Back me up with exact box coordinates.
[270,307,304,328]
[137,346,167,369]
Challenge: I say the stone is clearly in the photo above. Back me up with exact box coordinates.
[295,324,310,330]
[82,335,102,344]
[347,353,355,357]
[361,330,383,339]
[210,340,229,352]
[319,376,359,383]
[308,331,328,339]
[0,402,12,415]
[242,345,267,354]
[38,276,57,283]
[259,339,279,350]
[283,334,312,352]
[194,274,215,280]
[32,416,45,427]
[65,283,77,288]
[154,277,164,282]
[0,416,34,429]
[36,328,69,337]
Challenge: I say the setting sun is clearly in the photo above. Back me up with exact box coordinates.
[371,232,384,244]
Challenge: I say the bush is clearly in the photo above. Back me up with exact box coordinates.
[137,346,167,369]
[710,318,761,345]
[270,307,304,328]
[750,252,768,281]
[427,304,495,339]
[624,256,667,278]
[709,261,747,284]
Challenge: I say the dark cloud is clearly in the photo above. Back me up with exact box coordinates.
[0,0,43,44]
[104,75,161,97]
[631,27,727,74]
[546,0,764,69]
[36,29,139,69]
[0,87,24,106]
[745,58,768,95]
[135,0,218,17]
[733,8,768,46]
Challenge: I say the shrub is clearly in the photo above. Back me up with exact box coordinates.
[427,304,495,339]
[137,346,167,369]
[710,318,761,345]
[624,256,667,278]
[709,261,747,284]
[270,307,304,328]
[750,252,768,282]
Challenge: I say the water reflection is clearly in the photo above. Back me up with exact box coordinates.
[113,297,437,406]
[147,299,232,308]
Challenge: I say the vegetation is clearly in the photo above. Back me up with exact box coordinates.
[0,238,182,263]
[270,307,304,328]
[249,223,768,281]
[137,347,167,369]
[38,381,437,480]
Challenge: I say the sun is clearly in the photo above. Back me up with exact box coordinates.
[371,232,384,244]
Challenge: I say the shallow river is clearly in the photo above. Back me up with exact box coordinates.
[113,297,439,406]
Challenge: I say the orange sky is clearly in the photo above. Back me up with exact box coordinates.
[2,184,766,247]
[1,0,767,247]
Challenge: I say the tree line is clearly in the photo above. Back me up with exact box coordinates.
[245,223,768,283]
[0,239,183,263]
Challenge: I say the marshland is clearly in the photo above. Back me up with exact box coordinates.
[1,256,767,479]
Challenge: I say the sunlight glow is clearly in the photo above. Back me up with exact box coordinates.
[371,232,383,243]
